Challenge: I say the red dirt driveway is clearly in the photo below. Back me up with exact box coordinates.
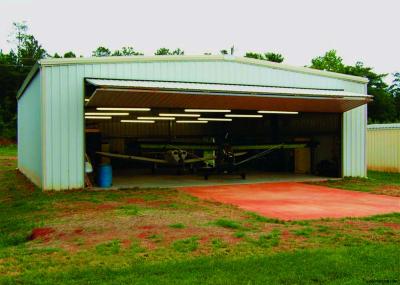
[180,182,400,220]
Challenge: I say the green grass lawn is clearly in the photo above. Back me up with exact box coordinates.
[0,146,399,284]
[0,144,17,156]
[312,171,400,196]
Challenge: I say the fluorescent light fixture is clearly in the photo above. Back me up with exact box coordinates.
[121,120,155,123]
[257,111,298,114]
[176,120,208,123]
[198,118,232,121]
[159,113,200,117]
[97,107,150,111]
[225,114,263,118]
[185,109,231,113]
[85,116,111,119]
[85,112,129,116]
[84,98,90,102]
[137,117,175,120]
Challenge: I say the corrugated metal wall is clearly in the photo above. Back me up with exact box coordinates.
[343,105,367,177]
[367,128,400,173]
[40,58,367,190]
[18,72,42,187]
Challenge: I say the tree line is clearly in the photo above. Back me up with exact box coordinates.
[1,22,399,140]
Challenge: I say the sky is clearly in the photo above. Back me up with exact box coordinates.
[0,0,399,83]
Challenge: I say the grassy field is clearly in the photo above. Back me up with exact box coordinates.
[312,171,400,196]
[0,144,17,157]
[0,146,399,284]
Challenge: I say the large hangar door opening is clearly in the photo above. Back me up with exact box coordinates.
[84,108,342,188]
[82,78,370,188]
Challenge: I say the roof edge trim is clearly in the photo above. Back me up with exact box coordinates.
[16,63,40,100]
[39,55,223,66]
[368,123,400,130]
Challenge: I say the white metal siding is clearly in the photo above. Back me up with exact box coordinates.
[367,128,400,173]
[41,59,367,190]
[43,65,84,190]
[342,105,367,177]
[18,72,42,187]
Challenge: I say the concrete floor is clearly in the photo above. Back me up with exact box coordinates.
[181,182,400,220]
[108,169,332,189]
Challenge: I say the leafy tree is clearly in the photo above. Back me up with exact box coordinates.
[112,46,143,56]
[15,34,47,67]
[0,22,47,139]
[310,50,396,122]
[245,52,263,60]
[92,46,111,57]
[172,48,184,55]
[154,47,184,55]
[8,22,28,64]
[245,51,284,63]
[111,50,122,56]
[10,22,47,67]
[388,72,400,96]
[0,50,21,138]
[388,72,400,120]
[264,52,284,63]
[155,47,170,55]
[121,46,143,56]
[8,22,47,66]
[310,50,345,72]
[63,51,76,58]
[52,51,76,58]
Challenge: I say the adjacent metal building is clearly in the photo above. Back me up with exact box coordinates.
[17,55,370,191]
[367,123,400,173]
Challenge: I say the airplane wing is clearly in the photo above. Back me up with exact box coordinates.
[140,143,307,151]
[140,143,217,151]
[183,156,216,164]
[96,152,169,164]
[231,143,307,150]
[234,144,285,167]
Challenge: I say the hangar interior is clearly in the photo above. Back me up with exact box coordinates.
[83,79,348,188]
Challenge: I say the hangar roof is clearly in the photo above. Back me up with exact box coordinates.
[40,55,368,83]
[17,55,369,99]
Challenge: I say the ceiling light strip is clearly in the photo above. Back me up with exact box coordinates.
[257,111,298,114]
[159,113,200,117]
[198,118,232,121]
[185,109,231,113]
[225,114,263,118]
[85,112,129,116]
[121,120,155,123]
[137,117,175,120]
[97,107,150,111]
[85,116,112,119]
[176,120,208,123]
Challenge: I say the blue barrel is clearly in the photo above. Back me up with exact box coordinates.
[97,164,112,187]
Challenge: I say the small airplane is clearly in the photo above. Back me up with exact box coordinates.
[96,138,311,178]
[202,142,289,180]
[96,148,216,173]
